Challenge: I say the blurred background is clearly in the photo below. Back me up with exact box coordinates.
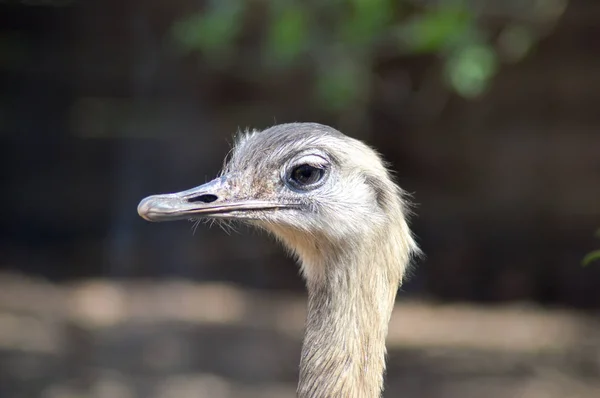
[2,0,600,397]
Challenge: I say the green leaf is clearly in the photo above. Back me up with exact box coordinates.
[316,61,365,111]
[340,0,393,46]
[445,43,498,98]
[171,2,244,62]
[265,4,309,65]
[401,7,473,53]
[582,250,600,267]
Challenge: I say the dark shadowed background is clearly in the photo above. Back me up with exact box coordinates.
[1,0,600,397]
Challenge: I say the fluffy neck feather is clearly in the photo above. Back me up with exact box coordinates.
[272,213,414,398]
[298,259,398,397]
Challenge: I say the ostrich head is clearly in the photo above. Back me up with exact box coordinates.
[138,123,419,397]
[139,123,417,281]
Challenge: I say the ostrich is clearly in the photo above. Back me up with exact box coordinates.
[137,123,419,397]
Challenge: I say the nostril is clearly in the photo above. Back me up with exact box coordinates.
[188,194,218,203]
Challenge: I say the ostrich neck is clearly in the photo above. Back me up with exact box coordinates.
[297,251,400,398]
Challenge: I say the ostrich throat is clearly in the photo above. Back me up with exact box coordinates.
[289,231,405,398]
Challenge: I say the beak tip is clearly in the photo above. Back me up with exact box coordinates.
[137,196,154,222]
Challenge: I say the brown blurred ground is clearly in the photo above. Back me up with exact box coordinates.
[1,272,599,398]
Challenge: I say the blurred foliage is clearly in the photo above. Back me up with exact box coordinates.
[172,0,244,66]
[171,0,567,111]
[583,230,600,267]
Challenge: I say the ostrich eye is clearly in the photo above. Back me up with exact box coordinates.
[287,164,325,190]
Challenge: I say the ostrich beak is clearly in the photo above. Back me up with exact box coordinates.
[138,176,288,222]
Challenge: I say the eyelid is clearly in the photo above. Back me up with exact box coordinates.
[290,154,329,168]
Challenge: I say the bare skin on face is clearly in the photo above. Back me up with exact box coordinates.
[138,123,420,398]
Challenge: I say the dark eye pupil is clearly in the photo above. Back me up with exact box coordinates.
[292,164,323,186]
